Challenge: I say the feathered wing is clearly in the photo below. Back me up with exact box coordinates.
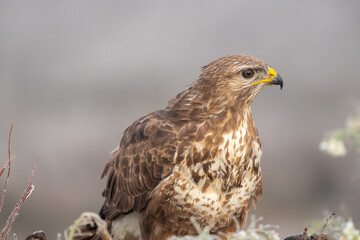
[100,110,180,221]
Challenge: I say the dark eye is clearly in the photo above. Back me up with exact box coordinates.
[242,69,255,79]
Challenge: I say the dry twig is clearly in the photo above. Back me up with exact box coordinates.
[284,212,335,240]
[0,125,38,240]
[0,124,14,215]
[320,212,335,235]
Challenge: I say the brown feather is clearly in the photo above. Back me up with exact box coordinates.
[99,54,280,240]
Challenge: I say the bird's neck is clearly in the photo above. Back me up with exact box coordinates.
[208,105,256,137]
[166,89,254,123]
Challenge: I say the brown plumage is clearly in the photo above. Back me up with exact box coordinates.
[100,54,283,240]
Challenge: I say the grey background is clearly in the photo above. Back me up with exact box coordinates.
[0,1,359,238]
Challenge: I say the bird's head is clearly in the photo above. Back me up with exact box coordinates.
[168,54,283,120]
[196,54,283,107]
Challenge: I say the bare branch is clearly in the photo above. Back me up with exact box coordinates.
[0,124,14,215]
[0,162,8,178]
[8,124,13,164]
[0,157,38,240]
[4,213,18,240]
[320,212,335,235]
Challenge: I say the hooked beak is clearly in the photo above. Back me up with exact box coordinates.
[270,72,283,90]
[251,67,283,90]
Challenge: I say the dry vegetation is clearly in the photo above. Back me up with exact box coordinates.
[0,125,38,240]
[62,212,360,240]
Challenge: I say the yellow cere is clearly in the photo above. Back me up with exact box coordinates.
[251,68,277,86]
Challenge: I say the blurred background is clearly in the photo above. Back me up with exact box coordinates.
[0,1,360,238]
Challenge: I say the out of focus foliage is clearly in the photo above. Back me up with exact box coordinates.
[310,213,360,240]
[320,107,360,157]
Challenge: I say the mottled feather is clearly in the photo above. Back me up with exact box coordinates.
[99,54,282,240]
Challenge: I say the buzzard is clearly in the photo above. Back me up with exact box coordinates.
[100,54,283,240]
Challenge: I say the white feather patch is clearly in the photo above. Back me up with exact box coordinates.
[111,212,141,240]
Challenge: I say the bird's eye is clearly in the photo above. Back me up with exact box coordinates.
[242,69,255,79]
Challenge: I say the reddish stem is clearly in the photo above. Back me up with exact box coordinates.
[0,124,14,215]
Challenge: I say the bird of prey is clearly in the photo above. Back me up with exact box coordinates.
[100,54,283,240]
